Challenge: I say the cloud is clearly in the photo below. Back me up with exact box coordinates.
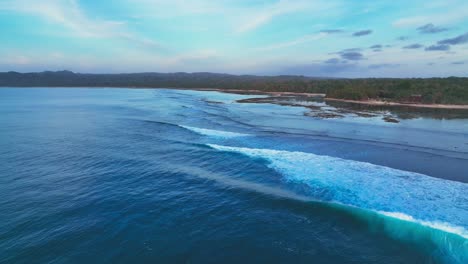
[403,44,424,49]
[425,44,450,51]
[0,0,161,48]
[324,58,342,64]
[130,0,342,35]
[397,36,409,41]
[393,16,427,27]
[256,33,327,51]
[1,0,119,38]
[128,0,223,16]
[235,1,334,34]
[438,32,468,45]
[452,61,465,65]
[278,62,357,77]
[319,29,344,34]
[340,52,365,60]
[417,23,449,34]
[338,48,362,53]
[368,64,400,69]
[352,30,372,37]
[392,7,468,28]
[369,45,382,52]
[165,49,221,66]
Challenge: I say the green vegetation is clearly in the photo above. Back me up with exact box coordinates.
[324,78,468,104]
[1,71,468,104]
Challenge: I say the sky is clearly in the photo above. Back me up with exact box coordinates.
[0,0,467,77]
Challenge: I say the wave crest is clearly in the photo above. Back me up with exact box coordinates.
[207,144,468,240]
[181,125,249,138]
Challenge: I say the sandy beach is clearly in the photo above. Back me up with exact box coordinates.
[324,98,468,110]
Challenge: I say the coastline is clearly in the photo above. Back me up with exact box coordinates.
[194,88,326,97]
[324,98,468,110]
[198,88,468,110]
[3,86,468,110]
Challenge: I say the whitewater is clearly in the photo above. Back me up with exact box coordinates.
[175,121,468,263]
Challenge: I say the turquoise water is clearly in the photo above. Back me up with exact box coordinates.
[0,88,467,263]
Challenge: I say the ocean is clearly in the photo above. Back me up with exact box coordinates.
[0,88,467,263]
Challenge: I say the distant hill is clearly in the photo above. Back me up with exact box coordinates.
[0,71,326,88]
[1,71,468,105]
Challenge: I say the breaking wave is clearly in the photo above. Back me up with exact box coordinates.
[207,144,468,263]
[181,125,249,138]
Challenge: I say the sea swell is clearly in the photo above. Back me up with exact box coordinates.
[207,143,468,263]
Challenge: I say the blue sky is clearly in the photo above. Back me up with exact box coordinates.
[0,0,467,77]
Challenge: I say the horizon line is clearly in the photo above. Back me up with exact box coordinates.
[1,70,467,79]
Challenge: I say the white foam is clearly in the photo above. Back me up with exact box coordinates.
[378,211,468,239]
[208,144,468,239]
[181,125,249,138]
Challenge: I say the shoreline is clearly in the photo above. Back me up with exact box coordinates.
[324,98,468,110]
[3,86,468,109]
[191,88,468,110]
[193,88,326,97]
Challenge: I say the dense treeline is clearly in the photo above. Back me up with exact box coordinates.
[1,71,468,104]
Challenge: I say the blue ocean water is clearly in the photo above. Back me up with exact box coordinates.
[0,88,467,263]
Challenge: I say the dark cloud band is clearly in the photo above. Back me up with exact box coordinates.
[352,30,372,37]
[403,44,423,49]
[425,44,450,51]
[417,23,448,34]
[438,32,468,45]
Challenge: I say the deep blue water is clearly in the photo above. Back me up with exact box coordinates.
[0,88,467,264]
